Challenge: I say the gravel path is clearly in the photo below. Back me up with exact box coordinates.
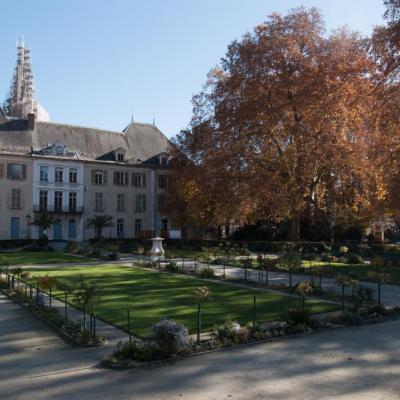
[1,291,400,400]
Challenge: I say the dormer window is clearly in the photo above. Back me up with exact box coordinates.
[114,148,126,162]
[55,144,65,156]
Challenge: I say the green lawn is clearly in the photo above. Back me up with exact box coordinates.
[25,264,338,336]
[301,260,400,282]
[0,252,92,266]
[164,249,209,259]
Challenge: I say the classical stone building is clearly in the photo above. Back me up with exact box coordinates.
[0,40,177,242]
[0,113,176,241]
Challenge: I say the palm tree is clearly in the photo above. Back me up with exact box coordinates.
[86,215,114,240]
[30,212,55,243]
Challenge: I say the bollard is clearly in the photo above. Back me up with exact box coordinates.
[127,309,133,356]
[197,303,201,345]
[93,306,96,337]
[252,295,256,326]
[64,293,68,322]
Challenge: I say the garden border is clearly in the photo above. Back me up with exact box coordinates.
[102,311,400,370]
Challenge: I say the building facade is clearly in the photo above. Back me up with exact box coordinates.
[0,114,177,242]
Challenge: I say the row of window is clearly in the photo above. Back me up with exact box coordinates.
[39,190,78,212]
[8,189,166,213]
[39,166,78,184]
[8,216,150,240]
[95,193,147,213]
[9,217,77,240]
[3,164,168,190]
[91,170,168,188]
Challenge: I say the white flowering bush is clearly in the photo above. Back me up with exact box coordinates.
[152,319,191,357]
[35,292,47,307]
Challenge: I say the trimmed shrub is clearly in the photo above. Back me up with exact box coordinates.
[112,340,158,363]
[346,253,363,264]
[212,319,241,342]
[282,307,311,326]
[343,311,363,326]
[199,266,216,279]
[166,262,180,272]
[66,241,79,254]
[152,319,191,357]
[108,252,120,261]
[22,242,43,252]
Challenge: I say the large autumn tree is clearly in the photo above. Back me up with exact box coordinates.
[171,8,377,240]
[368,0,400,219]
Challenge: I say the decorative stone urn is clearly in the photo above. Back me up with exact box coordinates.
[150,237,165,263]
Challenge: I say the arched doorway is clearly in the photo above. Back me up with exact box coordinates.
[68,219,76,239]
[53,220,62,240]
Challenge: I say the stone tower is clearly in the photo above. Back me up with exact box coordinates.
[3,38,49,121]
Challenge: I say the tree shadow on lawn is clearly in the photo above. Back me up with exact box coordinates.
[25,265,338,336]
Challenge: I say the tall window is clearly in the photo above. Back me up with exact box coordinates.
[132,173,146,187]
[117,193,125,212]
[135,219,142,235]
[117,219,124,237]
[68,219,77,239]
[39,166,49,182]
[158,175,168,189]
[135,194,146,213]
[95,192,104,211]
[10,189,21,209]
[7,164,26,180]
[10,217,20,239]
[69,168,78,184]
[39,190,48,211]
[54,191,63,212]
[55,167,63,183]
[113,171,128,186]
[92,170,107,185]
[69,192,77,212]
[157,193,166,210]
[117,153,124,162]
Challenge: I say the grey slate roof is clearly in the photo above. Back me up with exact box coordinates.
[0,119,171,164]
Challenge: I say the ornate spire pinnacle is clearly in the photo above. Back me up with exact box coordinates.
[3,38,49,121]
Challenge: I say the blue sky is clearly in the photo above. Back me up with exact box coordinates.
[0,0,385,138]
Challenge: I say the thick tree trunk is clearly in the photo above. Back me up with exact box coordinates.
[225,224,230,238]
[217,225,223,240]
[286,217,301,241]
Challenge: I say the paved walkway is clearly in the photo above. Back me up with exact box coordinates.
[1,291,400,400]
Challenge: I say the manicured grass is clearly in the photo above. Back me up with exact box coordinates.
[301,260,400,282]
[0,252,92,265]
[25,264,338,336]
[164,249,211,259]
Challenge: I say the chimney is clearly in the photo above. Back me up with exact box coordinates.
[27,113,36,130]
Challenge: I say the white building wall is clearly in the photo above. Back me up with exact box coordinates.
[32,157,85,241]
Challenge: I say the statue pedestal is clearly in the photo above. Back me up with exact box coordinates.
[150,237,165,263]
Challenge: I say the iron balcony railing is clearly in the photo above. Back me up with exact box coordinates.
[33,204,84,214]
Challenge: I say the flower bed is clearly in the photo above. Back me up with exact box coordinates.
[103,302,399,369]
[1,285,105,347]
